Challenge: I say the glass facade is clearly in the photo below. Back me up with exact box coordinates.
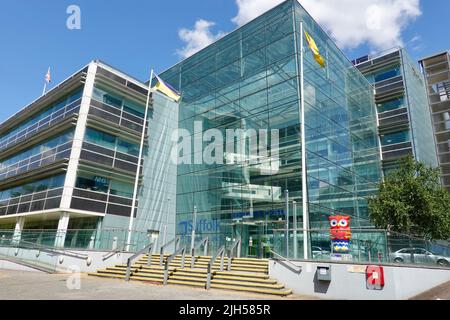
[161,0,381,258]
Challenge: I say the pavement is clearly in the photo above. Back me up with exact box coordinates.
[0,270,319,300]
[410,281,450,300]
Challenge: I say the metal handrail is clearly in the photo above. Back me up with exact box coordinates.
[269,249,302,274]
[125,242,154,281]
[159,236,180,266]
[10,238,89,260]
[190,237,209,268]
[227,237,241,271]
[163,246,187,285]
[206,245,226,290]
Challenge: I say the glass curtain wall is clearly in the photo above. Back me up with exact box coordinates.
[161,0,381,259]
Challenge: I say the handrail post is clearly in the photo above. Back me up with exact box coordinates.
[181,248,186,269]
[163,260,169,285]
[220,249,225,272]
[206,263,212,290]
[237,238,241,258]
[204,238,208,256]
[125,257,132,281]
[146,243,153,266]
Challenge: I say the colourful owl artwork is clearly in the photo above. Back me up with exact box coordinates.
[329,215,351,253]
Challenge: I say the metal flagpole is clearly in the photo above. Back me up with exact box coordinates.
[42,82,47,96]
[126,69,154,251]
[300,22,310,260]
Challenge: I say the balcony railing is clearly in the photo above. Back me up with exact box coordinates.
[0,141,73,181]
[0,99,81,152]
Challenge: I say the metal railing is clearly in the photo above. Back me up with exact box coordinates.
[1,237,90,266]
[125,242,154,281]
[159,236,180,266]
[227,236,241,271]
[190,237,209,269]
[163,246,187,285]
[268,248,302,274]
[206,245,226,290]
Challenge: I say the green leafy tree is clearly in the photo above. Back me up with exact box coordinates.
[368,156,450,240]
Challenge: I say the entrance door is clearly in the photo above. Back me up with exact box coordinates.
[232,221,265,258]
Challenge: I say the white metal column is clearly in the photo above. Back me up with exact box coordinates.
[55,212,70,248]
[12,216,25,244]
[300,22,310,260]
[60,62,98,210]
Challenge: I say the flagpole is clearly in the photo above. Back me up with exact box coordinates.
[126,68,154,251]
[42,82,47,96]
[300,21,310,260]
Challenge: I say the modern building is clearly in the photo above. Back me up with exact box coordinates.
[419,51,450,192]
[0,61,178,249]
[353,48,438,176]
[160,0,382,259]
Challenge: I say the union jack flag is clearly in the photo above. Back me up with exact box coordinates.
[45,67,51,84]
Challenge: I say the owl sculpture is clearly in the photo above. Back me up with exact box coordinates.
[329,215,351,253]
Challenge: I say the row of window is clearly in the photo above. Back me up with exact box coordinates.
[0,90,82,144]
[84,128,139,157]
[0,174,65,201]
[380,130,411,146]
[0,130,74,170]
[92,86,145,119]
[75,173,134,198]
[377,96,405,113]
[366,64,402,84]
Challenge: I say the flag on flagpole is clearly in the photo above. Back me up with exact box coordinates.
[45,67,51,84]
[152,74,181,102]
[304,31,326,68]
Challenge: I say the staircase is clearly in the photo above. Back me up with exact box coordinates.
[88,254,292,296]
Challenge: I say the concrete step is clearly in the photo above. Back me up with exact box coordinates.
[167,279,206,287]
[88,272,126,279]
[211,279,284,290]
[210,284,292,296]
[213,275,277,284]
[214,271,270,278]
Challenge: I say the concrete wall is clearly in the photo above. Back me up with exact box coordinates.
[270,260,450,300]
[0,246,133,274]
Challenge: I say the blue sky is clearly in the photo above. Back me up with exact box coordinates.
[0,0,449,123]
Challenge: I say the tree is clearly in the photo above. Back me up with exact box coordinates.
[368,155,450,240]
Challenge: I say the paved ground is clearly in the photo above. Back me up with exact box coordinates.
[0,270,318,300]
[410,281,450,300]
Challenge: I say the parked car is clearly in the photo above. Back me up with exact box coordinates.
[312,246,330,259]
[390,248,450,267]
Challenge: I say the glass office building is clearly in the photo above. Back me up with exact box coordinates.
[161,0,382,259]
[354,48,438,175]
[0,61,178,249]
[420,52,450,192]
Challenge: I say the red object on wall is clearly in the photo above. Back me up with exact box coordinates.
[366,265,385,290]
[329,215,351,240]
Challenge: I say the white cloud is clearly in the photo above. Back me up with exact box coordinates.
[177,20,225,59]
[232,0,422,51]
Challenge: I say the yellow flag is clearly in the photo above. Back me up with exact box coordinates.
[304,31,326,68]
[152,75,181,102]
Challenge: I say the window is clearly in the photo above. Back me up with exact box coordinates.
[75,174,109,193]
[84,128,139,157]
[377,96,405,113]
[85,128,116,150]
[0,175,65,200]
[75,173,134,198]
[110,181,134,198]
[374,65,401,83]
[380,130,410,146]
[93,86,145,117]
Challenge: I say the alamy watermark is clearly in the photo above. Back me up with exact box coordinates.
[66,5,81,30]
[171,121,280,174]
